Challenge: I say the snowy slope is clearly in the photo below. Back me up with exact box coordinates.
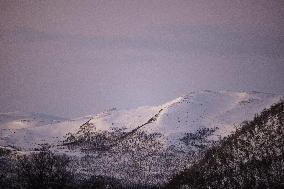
[0,111,66,128]
[0,90,282,150]
[85,90,282,146]
[0,112,67,148]
[0,90,282,184]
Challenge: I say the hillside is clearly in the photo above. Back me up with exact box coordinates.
[166,100,284,188]
[0,90,283,185]
[0,112,67,148]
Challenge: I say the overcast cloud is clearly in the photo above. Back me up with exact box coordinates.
[0,0,284,117]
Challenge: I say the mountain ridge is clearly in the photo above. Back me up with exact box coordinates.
[0,90,283,185]
[1,90,282,149]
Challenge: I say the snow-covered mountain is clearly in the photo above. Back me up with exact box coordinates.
[0,111,66,128]
[0,90,282,184]
[0,112,67,148]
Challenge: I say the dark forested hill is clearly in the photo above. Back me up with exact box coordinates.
[166,100,284,189]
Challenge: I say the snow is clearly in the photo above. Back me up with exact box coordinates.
[0,90,282,150]
[0,111,67,129]
[1,90,282,185]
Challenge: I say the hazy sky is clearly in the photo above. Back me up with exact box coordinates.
[1,0,284,118]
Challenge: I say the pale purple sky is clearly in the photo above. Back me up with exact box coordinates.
[1,0,284,117]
